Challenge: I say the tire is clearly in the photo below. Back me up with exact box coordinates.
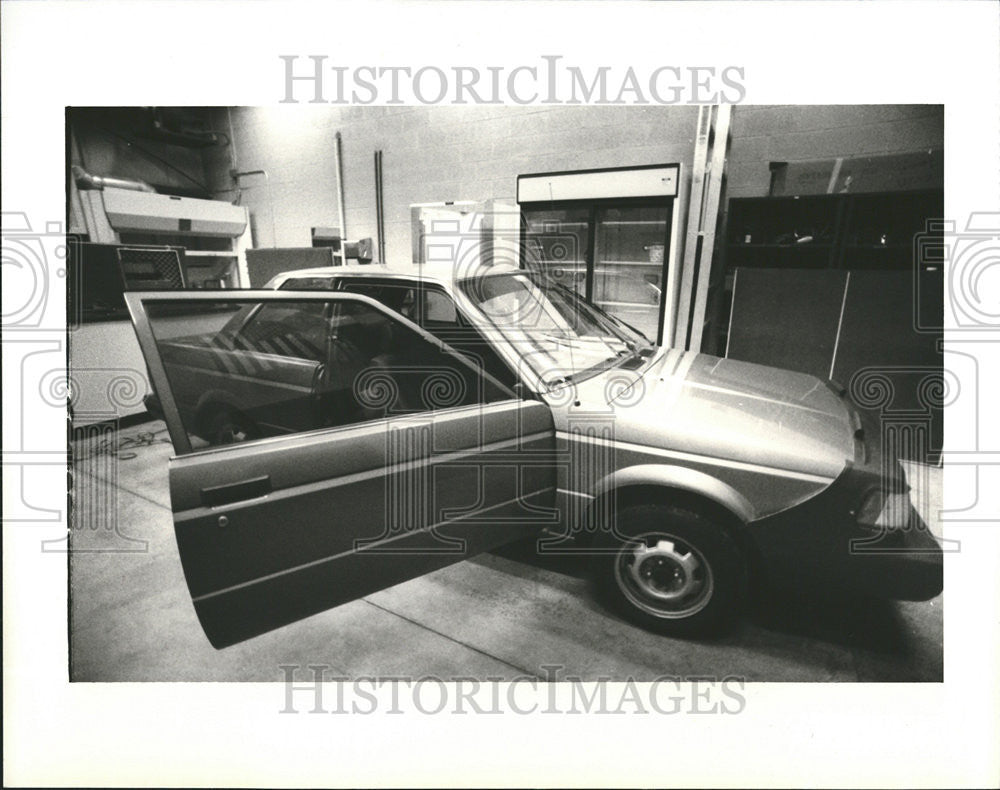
[203,406,260,446]
[593,503,747,637]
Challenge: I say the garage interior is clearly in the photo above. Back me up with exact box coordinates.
[67,104,945,681]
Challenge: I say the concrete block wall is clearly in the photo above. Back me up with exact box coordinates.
[206,106,700,267]
[726,104,943,197]
[204,104,943,268]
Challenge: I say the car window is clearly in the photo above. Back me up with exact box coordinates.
[233,303,328,362]
[339,280,520,391]
[144,298,513,451]
[339,282,418,323]
[278,276,337,290]
[423,290,458,323]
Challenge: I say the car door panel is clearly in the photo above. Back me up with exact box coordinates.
[173,401,554,647]
[126,291,556,648]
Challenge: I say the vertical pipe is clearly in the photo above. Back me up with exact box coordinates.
[375,149,386,263]
[380,150,386,262]
[334,131,348,265]
[373,151,380,262]
[225,107,243,206]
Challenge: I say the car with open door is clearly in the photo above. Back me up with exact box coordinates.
[126,262,942,649]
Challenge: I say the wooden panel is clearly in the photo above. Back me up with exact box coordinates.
[832,270,943,460]
[726,268,847,379]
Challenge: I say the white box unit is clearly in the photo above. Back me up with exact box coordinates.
[101,188,248,237]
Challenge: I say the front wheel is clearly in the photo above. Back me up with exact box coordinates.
[593,503,747,637]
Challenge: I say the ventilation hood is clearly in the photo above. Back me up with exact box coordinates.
[102,187,248,237]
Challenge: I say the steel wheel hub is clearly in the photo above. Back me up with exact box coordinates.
[615,532,714,619]
[627,539,702,602]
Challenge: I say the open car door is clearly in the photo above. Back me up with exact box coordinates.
[126,290,557,648]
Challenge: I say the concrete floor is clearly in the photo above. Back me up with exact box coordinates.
[69,420,943,682]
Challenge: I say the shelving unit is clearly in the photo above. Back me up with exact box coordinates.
[725,194,844,270]
[116,231,244,288]
[78,187,252,288]
[724,189,941,273]
[838,190,943,271]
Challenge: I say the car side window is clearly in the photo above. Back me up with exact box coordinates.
[144,298,513,452]
[233,303,327,362]
[339,281,520,392]
[423,290,458,324]
[338,282,419,323]
[278,276,337,290]
[329,301,510,422]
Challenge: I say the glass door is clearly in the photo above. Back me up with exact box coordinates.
[521,206,591,297]
[521,200,672,344]
[592,204,669,342]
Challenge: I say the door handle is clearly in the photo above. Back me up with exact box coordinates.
[200,475,272,507]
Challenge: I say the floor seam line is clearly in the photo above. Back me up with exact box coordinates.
[361,598,539,677]
[72,465,173,512]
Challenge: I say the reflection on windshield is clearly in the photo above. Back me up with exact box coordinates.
[459,270,653,386]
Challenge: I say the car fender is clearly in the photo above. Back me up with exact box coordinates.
[591,463,756,525]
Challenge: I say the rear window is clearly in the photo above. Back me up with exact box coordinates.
[278,276,336,290]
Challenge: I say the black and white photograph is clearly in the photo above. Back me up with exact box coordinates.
[4,1,999,788]
[65,103,946,682]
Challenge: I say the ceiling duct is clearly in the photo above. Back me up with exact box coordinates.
[72,165,156,193]
[135,108,223,148]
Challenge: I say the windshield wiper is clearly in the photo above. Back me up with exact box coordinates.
[545,372,575,387]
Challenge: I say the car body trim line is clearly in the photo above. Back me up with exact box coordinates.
[556,430,837,484]
[191,486,555,602]
[172,397,529,459]
[175,429,555,522]
[557,488,594,499]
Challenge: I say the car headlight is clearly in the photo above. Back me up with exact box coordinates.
[857,488,913,531]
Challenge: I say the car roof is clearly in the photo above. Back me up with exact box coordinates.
[269,261,521,288]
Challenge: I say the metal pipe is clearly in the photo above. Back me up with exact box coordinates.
[231,168,277,247]
[71,165,156,193]
[225,107,240,175]
[334,131,347,265]
[225,107,242,205]
[374,149,386,263]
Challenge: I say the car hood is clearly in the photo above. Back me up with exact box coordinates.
[556,349,856,479]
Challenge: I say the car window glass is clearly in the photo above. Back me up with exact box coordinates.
[235,303,327,362]
[339,281,520,391]
[144,298,512,452]
[424,290,458,323]
[278,276,337,290]
[339,282,418,323]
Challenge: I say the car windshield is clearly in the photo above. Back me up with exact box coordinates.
[458,269,654,387]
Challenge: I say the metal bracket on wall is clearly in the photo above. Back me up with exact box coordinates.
[673,104,732,351]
